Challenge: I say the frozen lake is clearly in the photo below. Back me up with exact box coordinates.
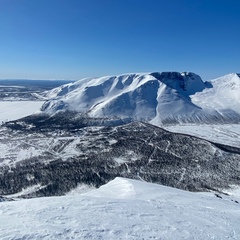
[0,101,44,123]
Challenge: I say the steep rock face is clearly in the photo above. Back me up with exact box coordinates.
[150,72,207,95]
[39,72,240,125]
[1,118,240,198]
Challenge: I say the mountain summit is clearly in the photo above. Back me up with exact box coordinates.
[40,72,240,125]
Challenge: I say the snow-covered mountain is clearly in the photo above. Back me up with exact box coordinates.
[192,73,240,114]
[1,77,240,240]
[1,177,239,239]
[40,72,240,125]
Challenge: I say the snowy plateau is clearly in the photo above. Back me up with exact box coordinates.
[0,73,240,239]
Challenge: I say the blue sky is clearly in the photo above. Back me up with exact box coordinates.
[0,0,239,80]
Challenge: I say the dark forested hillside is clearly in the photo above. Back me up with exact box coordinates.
[1,114,240,198]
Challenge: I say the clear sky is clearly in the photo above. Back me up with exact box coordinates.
[0,0,239,81]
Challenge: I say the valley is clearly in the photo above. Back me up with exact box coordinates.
[0,73,240,240]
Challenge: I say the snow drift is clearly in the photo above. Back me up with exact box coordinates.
[40,72,240,125]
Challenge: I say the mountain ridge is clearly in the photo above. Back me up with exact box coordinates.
[39,72,240,125]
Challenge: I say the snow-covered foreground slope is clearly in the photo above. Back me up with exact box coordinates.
[0,101,43,123]
[0,178,239,240]
[40,72,240,125]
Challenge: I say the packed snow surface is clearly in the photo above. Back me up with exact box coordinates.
[1,177,240,239]
[41,72,240,125]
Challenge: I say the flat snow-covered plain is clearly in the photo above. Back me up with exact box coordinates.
[0,101,43,123]
[165,124,240,147]
[1,178,240,240]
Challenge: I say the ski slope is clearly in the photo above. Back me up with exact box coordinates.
[1,178,239,239]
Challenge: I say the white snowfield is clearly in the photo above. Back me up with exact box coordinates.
[192,73,240,113]
[1,177,240,240]
[0,101,43,123]
[165,124,240,148]
[41,72,240,125]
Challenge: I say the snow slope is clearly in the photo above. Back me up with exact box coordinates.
[192,73,240,113]
[0,177,239,239]
[40,72,240,125]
